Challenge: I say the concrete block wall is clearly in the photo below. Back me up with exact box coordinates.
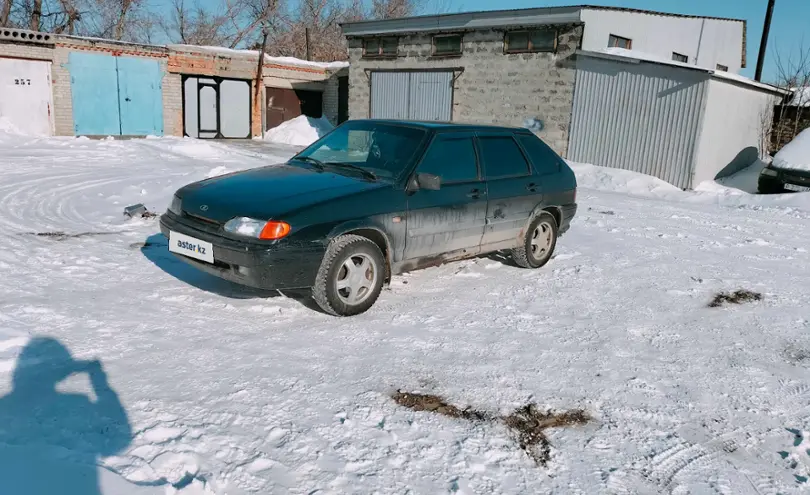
[322,68,348,125]
[347,25,582,156]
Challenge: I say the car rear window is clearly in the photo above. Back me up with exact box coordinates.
[517,134,561,175]
[417,136,478,183]
[477,136,531,179]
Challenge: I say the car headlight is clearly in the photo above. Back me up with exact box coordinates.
[223,217,291,240]
[760,167,778,177]
[168,195,182,215]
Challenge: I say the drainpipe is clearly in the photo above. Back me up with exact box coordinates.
[695,18,705,66]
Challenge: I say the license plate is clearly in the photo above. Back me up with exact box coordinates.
[784,183,810,192]
[168,231,214,264]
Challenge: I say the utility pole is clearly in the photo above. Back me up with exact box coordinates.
[305,28,311,61]
[755,0,776,81]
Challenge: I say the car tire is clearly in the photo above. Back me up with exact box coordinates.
[312,234,386,316]
[511,212,558,269]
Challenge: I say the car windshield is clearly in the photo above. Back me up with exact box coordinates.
[293,121,428,180]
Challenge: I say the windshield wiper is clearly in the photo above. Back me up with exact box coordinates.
[325,162,377,181]
[294,156,325,171]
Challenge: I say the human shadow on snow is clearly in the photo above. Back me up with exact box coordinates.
[0,337,132,495]
[140,233,322,311]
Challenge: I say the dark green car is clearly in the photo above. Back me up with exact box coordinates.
[160,120,578,316]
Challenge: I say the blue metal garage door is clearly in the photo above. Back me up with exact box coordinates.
[117,57,163,136]
[69,53,163,136]
[69,52,120,136]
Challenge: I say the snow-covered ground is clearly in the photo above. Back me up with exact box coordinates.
[1,132,810,494]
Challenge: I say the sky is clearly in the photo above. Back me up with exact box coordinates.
[435,0,809,83]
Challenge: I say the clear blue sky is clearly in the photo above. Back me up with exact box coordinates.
[433,0,807,82]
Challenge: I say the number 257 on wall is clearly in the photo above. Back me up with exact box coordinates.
[13,79,32,86]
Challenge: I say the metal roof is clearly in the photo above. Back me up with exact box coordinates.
[341,5,745,36]
[576,50,788,95]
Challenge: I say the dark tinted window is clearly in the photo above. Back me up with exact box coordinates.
[434,35,462,55]
[418,136,478,183]
[517,134,560,175]
[478,136,530,179]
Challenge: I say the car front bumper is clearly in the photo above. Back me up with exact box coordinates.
[760,166,810,191]
[159,213,326,290]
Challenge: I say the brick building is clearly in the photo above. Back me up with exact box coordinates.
[0,28,348,139]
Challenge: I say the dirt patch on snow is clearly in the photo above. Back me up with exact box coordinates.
[708,289,763,308]
[502,403,590,466]
[391,391,590,466]
[25,231,117,241]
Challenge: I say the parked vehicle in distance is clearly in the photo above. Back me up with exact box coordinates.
[759,128,810,193]
[159,120,578,316]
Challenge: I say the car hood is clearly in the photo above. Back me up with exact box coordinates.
[178,163,387,222]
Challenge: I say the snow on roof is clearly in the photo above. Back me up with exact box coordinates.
[787,87,810,107]
[167,44,349,71]
[585,48,786,94]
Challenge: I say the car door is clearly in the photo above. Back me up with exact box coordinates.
[403,132,488,262]
[477,132,542,250]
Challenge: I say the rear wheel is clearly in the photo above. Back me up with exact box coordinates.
[312,235,385,316]
[511,212,558,269]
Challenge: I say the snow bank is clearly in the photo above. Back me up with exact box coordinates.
[572,159,810,211]
[569,161,680,196]
[772,127,810,172]
[263,116,334,147]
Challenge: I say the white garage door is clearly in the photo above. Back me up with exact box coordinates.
[370,71,453,121]
[0,58,54,136]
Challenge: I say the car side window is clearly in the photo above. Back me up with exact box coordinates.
[477,136,531,180]
[417,136,479,183]
[517,134,561,175]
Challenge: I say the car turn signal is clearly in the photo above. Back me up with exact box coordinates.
[259,221,291,240]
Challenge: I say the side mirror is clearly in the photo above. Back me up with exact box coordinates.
[416,173,441,191]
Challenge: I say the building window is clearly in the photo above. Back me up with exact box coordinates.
[433,34,462,56]
[608,34,632,50]
[716,64,728,71]
[672,52,688,63]
[504,29,556,53]
[363,37,398,58]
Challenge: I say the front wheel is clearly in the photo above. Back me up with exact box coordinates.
[511,212,558,269]
[312,235,385,316]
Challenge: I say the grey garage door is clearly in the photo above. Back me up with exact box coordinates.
[370,71,453,121]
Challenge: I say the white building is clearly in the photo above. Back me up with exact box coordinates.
[579,6,746,74]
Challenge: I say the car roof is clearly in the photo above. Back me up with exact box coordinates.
[353,119,528,133]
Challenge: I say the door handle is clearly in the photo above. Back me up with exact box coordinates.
[466,189,485,199]
[526,183,538,192]
[125,97,131,102]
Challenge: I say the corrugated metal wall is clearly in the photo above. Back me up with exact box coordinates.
[370,71,453,121]
[569,56,709,189]
[408,72,453,121]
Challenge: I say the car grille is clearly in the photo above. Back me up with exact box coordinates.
[783,174,810,186]
[185,212,220,226]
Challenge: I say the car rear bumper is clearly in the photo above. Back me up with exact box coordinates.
[559,203,577,235]
[159,213,325,290]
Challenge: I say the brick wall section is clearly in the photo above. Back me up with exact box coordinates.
[51,45,74,136]
[347,25,582,156]
[0,42,53,60]
[162,71,183,137]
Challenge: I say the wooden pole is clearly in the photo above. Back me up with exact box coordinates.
[255,29,268,137]
[305,27,311,61]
